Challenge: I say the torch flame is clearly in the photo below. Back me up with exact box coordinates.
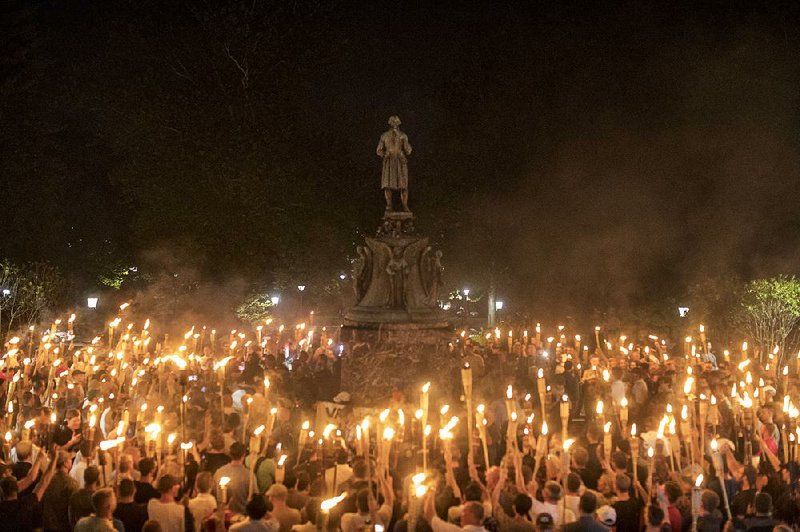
[99,437,126,451]
[320,493,347,512]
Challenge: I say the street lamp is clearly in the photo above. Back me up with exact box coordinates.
[495,301,504,311]
[87,297,99,309]
[1,289,10,296]
[270,295,280,306]
[339,273,347,281]
[297,285,306,314]
[461,288,471,326]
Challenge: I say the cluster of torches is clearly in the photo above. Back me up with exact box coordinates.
[460,323,668,359]
[477,322,800,525]
[5,312,800,520]
[331,322,800,523]
[0,303,344,503]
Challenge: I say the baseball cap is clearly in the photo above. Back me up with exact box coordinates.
[536,513,554,528]
[597,505,617,527]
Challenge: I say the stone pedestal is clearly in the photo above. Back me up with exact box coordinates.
[341,211,451,403]
[344,212,449,329]
[339,329,459,404]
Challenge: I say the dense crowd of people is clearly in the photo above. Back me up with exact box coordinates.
[0,319,797,532]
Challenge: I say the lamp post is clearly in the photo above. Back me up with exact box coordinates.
[297,285,306,315]
[488,283,496,327]
[495,301,504,328]
[462,288,470,327]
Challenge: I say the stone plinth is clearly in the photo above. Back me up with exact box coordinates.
[341,211,451,404]
[339,327,458,404]
[344,212,449,330]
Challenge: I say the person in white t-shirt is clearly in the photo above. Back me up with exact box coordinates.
[564,473,583,519]
[147,475,186,532]
[69,441,92,489]
[425,493,488,532]
[188,472,217,532]
[324,450,353,493]
[530,481,576,527]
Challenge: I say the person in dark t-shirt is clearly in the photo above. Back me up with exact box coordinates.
[134,458,161,504]
[731,466,758,520]
[69,465,101,527]
[0,449,59,531]
[115,479,149,532]
[52,409,83,453]
[613,473,643,532]
[696,490,724,532]
[0,476,41,531]
[200,430,231,475]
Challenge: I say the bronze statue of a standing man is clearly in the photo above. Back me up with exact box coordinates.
[377,115,412,212]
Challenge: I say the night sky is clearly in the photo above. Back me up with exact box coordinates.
[2,1,800,321]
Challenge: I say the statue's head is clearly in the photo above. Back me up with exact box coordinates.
[388,115,401,127]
